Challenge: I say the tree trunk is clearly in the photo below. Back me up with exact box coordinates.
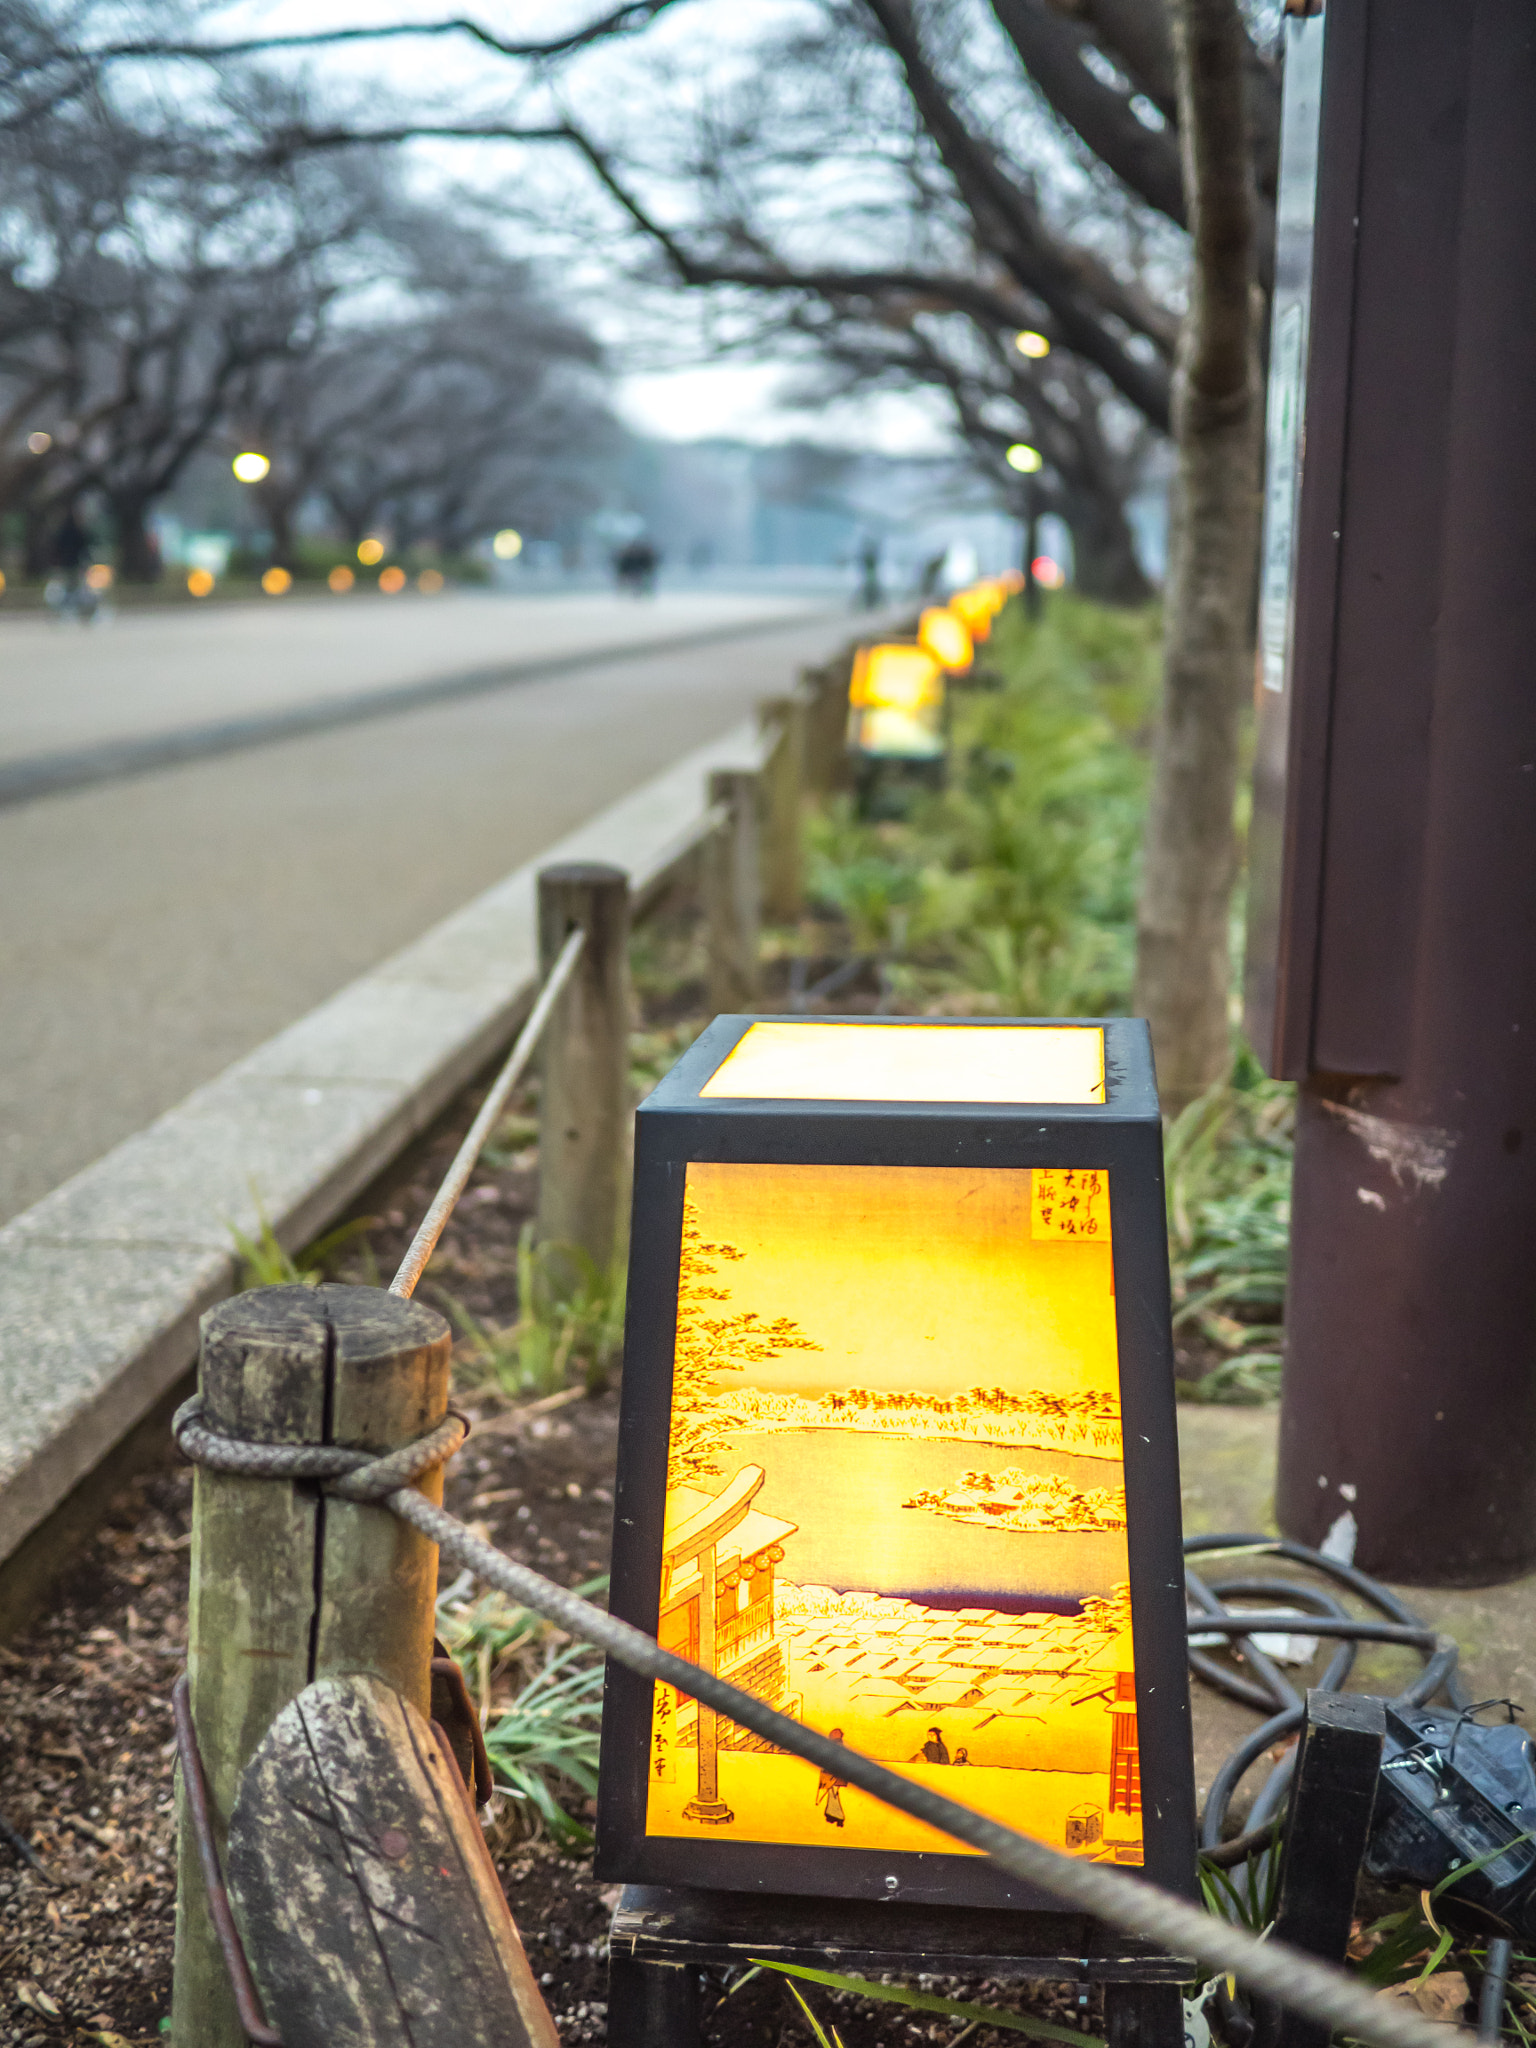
[1132,0,1261,1114]
[113,496,163,583]
[260,488,297,570]
[1065,489,1152,607]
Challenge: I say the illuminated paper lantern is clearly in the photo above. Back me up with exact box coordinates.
[948,587,996,642]
[846,644,946,761]
[918,606,974,674]
[596,1016,1194,1910]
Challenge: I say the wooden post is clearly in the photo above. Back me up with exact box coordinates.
[702,768,761,1014]
[607,1955,703,2048]
[800,663,851,795]
[172,1283,451,2047]
[1262,1690,1385,2048]
[536,861,632,1287]
[758,694,806,923]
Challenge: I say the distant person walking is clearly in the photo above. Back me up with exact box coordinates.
[816,1728,849,1827]
[614,536,660,597]
[50,507,98,622]
[857,537,883,610]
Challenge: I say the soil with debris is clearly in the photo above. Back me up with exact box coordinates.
[0,906,1113,2045]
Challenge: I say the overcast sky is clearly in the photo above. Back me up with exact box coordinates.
[204,0,955,451]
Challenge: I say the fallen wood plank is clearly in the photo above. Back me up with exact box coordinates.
[227,1673,558,2047]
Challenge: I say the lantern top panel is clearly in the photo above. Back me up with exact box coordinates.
[700,1020,1105,1104]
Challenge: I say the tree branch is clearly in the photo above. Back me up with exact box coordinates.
[39,4,688,73]
[856,0,1172,428]
[990,0,1186,228]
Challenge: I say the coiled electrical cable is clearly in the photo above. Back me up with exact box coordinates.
[1184,1533,1470,1859]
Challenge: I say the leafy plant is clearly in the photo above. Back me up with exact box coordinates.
[1199,1837,1283,1932]
[1166,1056,1293,1402]
[439,1224,625,1397]
[436,1576,608,1851]
[228,1198,376,1291]
[754,1960,1105,2044]
[479,1642,604,1849]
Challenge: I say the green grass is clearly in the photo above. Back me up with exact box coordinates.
[437,1223,625,1398]
[228,1198,377,1291]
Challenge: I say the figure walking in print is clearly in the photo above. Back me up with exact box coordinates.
[816,1730,848,1827]
[914,1727,950,1765]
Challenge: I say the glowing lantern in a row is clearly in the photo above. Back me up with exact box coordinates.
[949,584,1002,643]
[595,1014,1195,1908]
[917,606,974,674]
[846,643,945,761]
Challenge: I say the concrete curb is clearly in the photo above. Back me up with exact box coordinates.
[0,718,766,1569]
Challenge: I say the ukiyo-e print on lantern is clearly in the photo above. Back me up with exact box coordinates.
[643,1159,1143,1867]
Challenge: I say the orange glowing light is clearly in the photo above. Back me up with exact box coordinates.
[948,588,994,642]
[848,643,944,713]
[917,606,973,674]
[357,536,385,566]
[1032,556,1066,590]
[702,1022,1106,1105]
[0,569,7,594]
[642,1159,1139,1864]
[327,565,355,593]
[84,563,113,591]
[378,565,407,594]
[417,568,445,594]
[261,566,292,596]
[186,568,215,597]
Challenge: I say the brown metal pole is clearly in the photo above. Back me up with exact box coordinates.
[1255,0,1536,1583]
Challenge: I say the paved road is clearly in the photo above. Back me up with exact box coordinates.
[0,592,874,1223]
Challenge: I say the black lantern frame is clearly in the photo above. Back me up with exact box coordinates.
[595,1014,1195,1912]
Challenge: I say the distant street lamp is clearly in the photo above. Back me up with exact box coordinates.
[186,569,215,598]
[327,566,355,593]
[261,566,292,596]
[26,431,51,455]
[232,451,271,484]
[378,566,407,594]
[1014,331,1051,359]
[1005,443,1043,474]
[492,528,524,560]
[357,536,385,566]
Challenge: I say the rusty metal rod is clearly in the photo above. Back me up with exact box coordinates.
[390,924,586,1299]
[172,1675,283,2048]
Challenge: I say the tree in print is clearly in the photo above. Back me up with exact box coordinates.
[669,1193,822,1487]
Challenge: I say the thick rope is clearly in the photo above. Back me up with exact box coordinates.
[172,1398,1473,2048]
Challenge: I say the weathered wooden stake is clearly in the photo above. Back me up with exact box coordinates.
[800,662,850,795]
[172,1284,451,2048]
[703,767,761,1014]
[758,694,806,923]
[1262,1689,1385,2048]
[536,861,632,1286]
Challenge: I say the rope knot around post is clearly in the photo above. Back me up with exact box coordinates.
[172,1394,469,1502]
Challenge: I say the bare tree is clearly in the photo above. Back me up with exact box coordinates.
[231,218,617,565]
[19,0,1274,1091]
